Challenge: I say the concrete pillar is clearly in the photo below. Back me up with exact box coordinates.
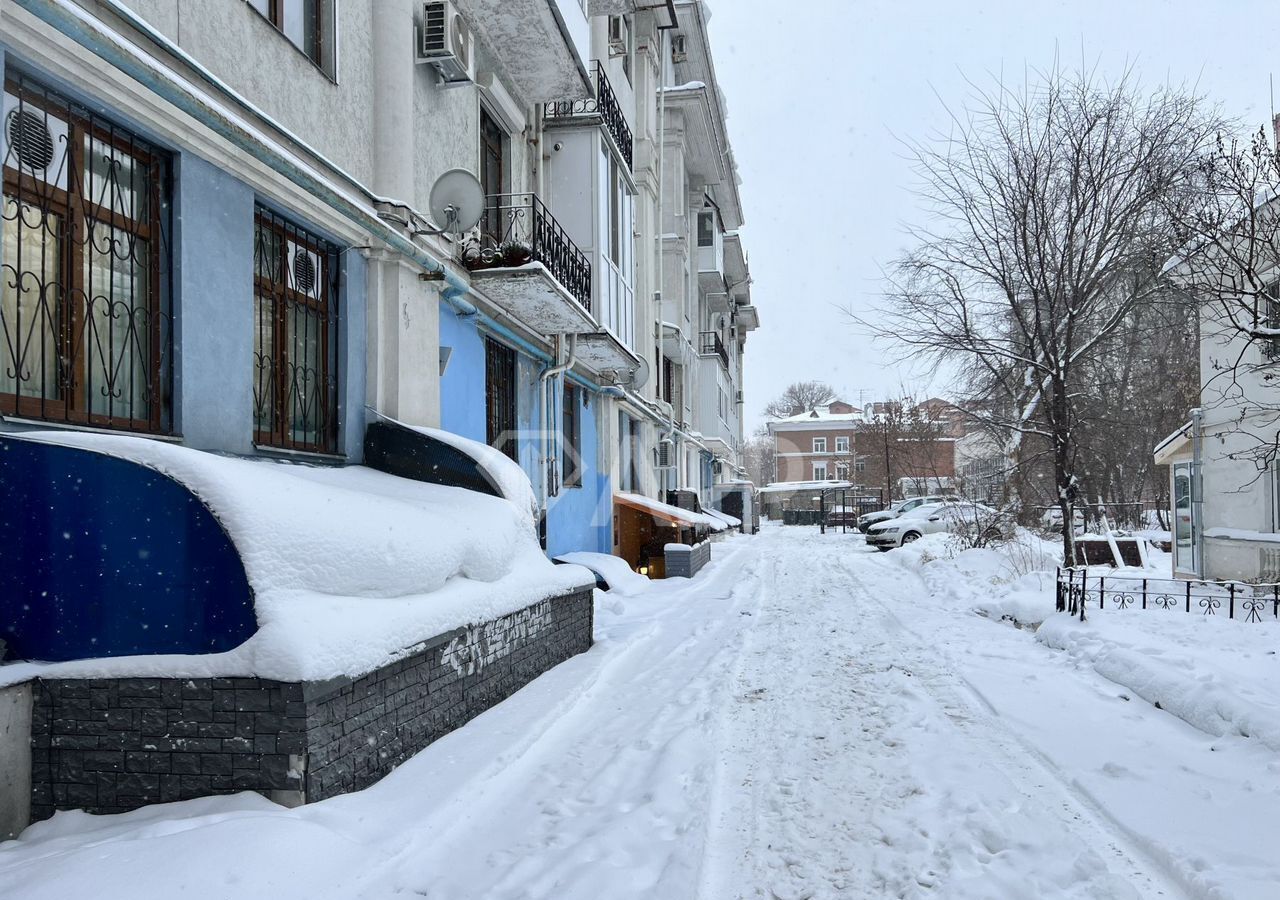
[365,253,441,427]
[0,682,32,840]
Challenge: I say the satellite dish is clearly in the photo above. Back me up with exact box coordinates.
[628,356,650,390]
[428,168,485,235]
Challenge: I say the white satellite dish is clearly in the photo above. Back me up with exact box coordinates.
[428,168,485,235]
[627,356,650,390]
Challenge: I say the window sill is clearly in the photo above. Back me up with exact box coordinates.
[1,416,183,442]
[253,443,346,464]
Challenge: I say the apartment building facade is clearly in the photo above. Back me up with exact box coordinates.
[0,0,756,562]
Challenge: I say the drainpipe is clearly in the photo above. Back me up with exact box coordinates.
[538,333,577,513]
[1191,407,1205,576]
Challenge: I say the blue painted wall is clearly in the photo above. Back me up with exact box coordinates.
[438,301,611,555]
[0,437,256,661]
[174,154,256,454]
[546,390,610,556]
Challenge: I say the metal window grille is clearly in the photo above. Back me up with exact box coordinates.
[1,72,172,432]
[485,336,517,462]
[253,206,340,454]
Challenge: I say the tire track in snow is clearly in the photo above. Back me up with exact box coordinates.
[701,529,1188,900]
[839,548,1192,900]
[368,538,770,899]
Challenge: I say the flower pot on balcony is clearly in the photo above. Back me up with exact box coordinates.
[501,240,533,267]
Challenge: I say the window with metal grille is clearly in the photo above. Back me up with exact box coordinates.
[2,72,172,432]
[485,336,518,462]
[253,206,340,454]
[563,382,582,488]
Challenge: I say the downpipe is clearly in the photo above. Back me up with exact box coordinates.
[538,334,578,527]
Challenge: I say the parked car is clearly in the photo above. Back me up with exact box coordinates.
[1040,507,1085,535]
[864,501,1005,551]
[856,495,949,532]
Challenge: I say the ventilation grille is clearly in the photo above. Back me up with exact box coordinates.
[293,250,317,294]
[422,2,447,53]
[6,108,55,170]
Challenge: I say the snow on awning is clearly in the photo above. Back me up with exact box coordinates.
[3,432,592,683]
[1153,421,1193,465]
[613,492,724,530]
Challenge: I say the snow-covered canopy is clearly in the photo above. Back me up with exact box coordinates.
[2,432,592,684]
[614,491,726,530]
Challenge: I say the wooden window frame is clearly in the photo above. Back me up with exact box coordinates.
[252,207,340,454]
[2,75,169,433]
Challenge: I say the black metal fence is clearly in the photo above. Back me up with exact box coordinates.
[545,61,634,169]
[820,487,884,534]
[461,193,592,311]
[1056,568,1280,623]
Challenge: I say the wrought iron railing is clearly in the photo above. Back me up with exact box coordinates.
[252,206,341,455]
[460,193,592,312]
[699,331,729,369]
[544,61,634,169]
[1055,568,1280,623]
[2,72,173,433]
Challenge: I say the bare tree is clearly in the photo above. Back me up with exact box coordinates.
[762,381,837,419]
[742,425,776,486]
[872,66,1222,562]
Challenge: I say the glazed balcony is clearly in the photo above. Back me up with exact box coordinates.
[545,61,634,169]
[460,193,595,334]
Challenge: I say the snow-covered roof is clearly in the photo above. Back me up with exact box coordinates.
[1153,421,1193,465]
[769,408,863,427]
[0,432,592,685]
[614,491,726,530]
[759,480,855,493]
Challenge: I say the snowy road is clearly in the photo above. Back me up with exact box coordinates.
[3,526,1275,898]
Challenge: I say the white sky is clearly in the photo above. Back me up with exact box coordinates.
[706,0,1280,432]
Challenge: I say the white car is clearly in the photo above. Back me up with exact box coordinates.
[856,495,949,532]
[864,501,1004,550]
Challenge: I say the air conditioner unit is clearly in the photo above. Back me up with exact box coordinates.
[734,390,743,405]
[418,1,475,86]
[656,439,676,469]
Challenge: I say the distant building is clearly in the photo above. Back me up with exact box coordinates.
[767,401,864,483]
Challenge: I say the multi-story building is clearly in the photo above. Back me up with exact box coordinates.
[768,401,863,483]
[651,0,758,511]
[0,0,757,563]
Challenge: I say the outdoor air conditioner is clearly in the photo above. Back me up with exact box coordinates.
[735,390,743,404]
[418,1,475,86]
[656,439,675,469]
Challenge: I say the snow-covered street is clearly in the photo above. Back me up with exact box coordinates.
[3,526,1278,899]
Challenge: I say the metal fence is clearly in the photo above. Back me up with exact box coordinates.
[1056,568,1280,623]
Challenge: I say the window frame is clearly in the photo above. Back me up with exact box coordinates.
[812,436,828,453]
[247,0,332,75]
[252,205,341,455]
[835,435,850,453]
[485,336,518,463]
[812,462,828,481]
[2,73,171,433]
[562,381,582,489]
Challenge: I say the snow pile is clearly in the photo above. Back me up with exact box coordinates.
[1038,612,1280,750]
[554,552,650,597]
[888,531,1063,626]
[399,420,540,530]
[2,432,592,684]
[705,508,741,529]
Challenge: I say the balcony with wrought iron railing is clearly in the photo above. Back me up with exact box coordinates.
[459,193,594,333]
[544,61,634,169]
[699,331,729,370]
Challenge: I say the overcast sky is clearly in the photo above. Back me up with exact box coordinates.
[705,0,1279,432]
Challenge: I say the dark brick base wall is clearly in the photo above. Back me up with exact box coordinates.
[30,587,593,819]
